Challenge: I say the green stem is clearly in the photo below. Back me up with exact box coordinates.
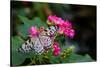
[28,58,35,65]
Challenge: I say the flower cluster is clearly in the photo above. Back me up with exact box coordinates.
[47,15,75,38]
[28,26,38,37]
[53,42,61,56]
[28,15,75,56]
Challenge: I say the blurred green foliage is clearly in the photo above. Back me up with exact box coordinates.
[16,15,48,39]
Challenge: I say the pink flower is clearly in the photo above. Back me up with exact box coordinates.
[53,42,59,48]
[47,15,62,25]
[57,25,65,34]
[57,20,75,38]
[53,16,62,25]
[48,15,53,22]
[53,48,60,56]
[53,42,61,56]
[28,26,38,37]
[64,28,75,38]
[57,21,69,34]
[47,15,75,38]
[63,21,72,28]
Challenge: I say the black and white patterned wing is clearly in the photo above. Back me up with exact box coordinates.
[17,38,34,53]
[46,26,58,36]
[18,37,44,54]
[33,37,44,54]
[39,35,52,50]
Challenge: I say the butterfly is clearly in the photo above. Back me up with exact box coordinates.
[17,25,59,54]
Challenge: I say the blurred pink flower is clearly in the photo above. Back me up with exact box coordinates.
[53,42,61,56]
[53,48,60,56]
[28,26,38,37]
[58,21,73,34]
[64,28,75,38]
[57,25,65,34]
[53,42,59,48]
[63,21,72,28]
[48,15,75,38]
[48,15,52,22]
[47,15,62,25]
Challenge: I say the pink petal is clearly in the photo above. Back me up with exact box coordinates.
[28,26,38,37]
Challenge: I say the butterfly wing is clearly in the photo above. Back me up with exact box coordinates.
[18,36,44,54]
[39,35,53,50]
[49,26,57,35]
[18,38,34,53]
[38,26,58,50]
[46,26,58,36]
[33,37,44,54]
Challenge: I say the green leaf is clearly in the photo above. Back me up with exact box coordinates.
[65,53,94,63]
[50,55,61,64]
[18,15,47,28]
[16,25,29,39]
[12,36,24,51]
[16,15,48,39]
[12,51,26,66]
[32,17,48,28]
[11,36,26,66]
[18,15,31,26]
[16,15,31,38]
